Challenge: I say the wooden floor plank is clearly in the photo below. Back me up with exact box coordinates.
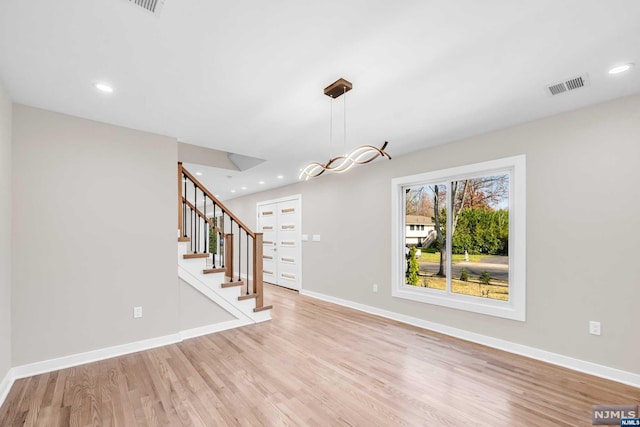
[1,283,638,426]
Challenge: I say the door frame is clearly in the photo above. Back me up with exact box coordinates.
[257,194,302,290]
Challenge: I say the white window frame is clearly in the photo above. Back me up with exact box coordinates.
[391,155,526,321]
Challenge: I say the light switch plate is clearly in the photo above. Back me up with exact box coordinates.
[301,234,309,241]
[134,306,143,319]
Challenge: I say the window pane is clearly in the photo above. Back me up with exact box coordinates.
[404,184,447,290]
[450,174,509,301]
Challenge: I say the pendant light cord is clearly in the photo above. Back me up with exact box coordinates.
[343,86,347,155]
[330,97,334,157]
[328,84,348,158]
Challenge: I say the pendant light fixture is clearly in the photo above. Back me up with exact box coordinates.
[299,78,391,180]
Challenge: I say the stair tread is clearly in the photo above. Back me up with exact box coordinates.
[178,237,190,242]
[183,253,210,259]
[253,305,273,313]
[221,280,244,288]
[238,293,258,301]
[203,268,225,274]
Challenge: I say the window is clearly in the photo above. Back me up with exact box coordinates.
[391,155,526,321]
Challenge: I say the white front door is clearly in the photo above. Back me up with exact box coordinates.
[258,203,278,285]
[257,195,301,290]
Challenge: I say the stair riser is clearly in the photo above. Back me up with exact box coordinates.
[177,241,190,256]
[198,274,225,289]
[235,297,259,311]
[209,284,242,300]
[252,310,271,323]
[179,258,212,275]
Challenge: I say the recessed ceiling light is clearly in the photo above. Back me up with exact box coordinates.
[241,186,247,190]
[195,172,203,176]
[95,83,114,93]
[230,190,236,193]
[277,175,284,179]
[259,181,265,185]
[608,63,634,74]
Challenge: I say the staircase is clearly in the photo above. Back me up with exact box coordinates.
[177,162,272,325]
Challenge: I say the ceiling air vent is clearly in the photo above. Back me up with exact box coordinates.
[127,0,165,15]
[545,74,590,96]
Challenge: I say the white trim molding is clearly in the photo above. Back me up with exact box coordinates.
[180,319,250,340]
[0,369,15,409]
[0,319,252,409]
[11,333,182,380]
[178,264,255,323]
[300,289,640,389]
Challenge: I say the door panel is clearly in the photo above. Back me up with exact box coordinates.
[258,203,278,285]
[257,196,301,290]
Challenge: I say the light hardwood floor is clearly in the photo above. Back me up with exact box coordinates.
[1,284,638,426]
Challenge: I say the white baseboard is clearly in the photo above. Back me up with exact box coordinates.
[0,319,252,409]
[11,333,182,381]
[0,369,15,410]
[180,319,251,340]
[300,289,640,389]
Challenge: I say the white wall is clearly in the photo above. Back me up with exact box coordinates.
[179,278,235,330]
[226,94,640,375]
[0,79,12,381]
[11,105,179,365]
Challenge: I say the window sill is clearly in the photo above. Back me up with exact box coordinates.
[392,284,525,321]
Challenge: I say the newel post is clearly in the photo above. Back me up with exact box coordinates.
[253,233,264,308]
[177,162,183,238]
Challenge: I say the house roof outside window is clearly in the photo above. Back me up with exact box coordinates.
[405,215,434,226]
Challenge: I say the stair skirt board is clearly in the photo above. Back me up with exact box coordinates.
[178,266,253,323]
[177,240,271,324]
[178,265,271,324]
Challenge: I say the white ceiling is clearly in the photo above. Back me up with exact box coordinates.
[1,0,639,200]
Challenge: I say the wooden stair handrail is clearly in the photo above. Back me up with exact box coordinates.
[180,163,255,238]
[178,162,268,313]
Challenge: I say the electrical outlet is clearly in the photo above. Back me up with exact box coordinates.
[312,234,321,242]
[372,284,378,293]
[133,306,143,319]
[589,320,601,336]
